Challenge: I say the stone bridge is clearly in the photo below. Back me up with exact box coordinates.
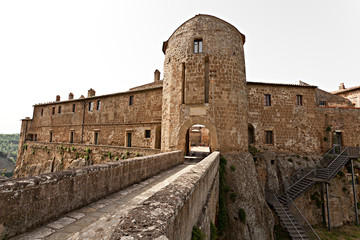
[0,151,219,240]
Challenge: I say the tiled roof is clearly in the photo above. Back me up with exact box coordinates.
[331,85,360,94]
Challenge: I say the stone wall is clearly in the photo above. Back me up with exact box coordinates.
[247,83,322,154]
[247,83,360,154]
[0,151,183,239]
[110,151,220,240]
[14,141,161,178]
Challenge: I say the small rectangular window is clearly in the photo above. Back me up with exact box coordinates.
[49,131,53,143]
[97,100,101,110]
[296,95,303,106]
[145,130,151,138]
[72,104,76,112]
[127,132,132,147]
[70,131,74,143]
[129,96,134,106]
[58,106,61,114]
[264,94,271,106]
[89,102,93,111]
[194,39,203,53]
[34,134,37,141]
[52,107,55,115]
[265,131,273,144]
[320,101,327,106]
[94,132,99,145]
[41,109,44,116]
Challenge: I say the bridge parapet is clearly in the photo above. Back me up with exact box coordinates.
[111,151,220,240]
[0,151,183,239]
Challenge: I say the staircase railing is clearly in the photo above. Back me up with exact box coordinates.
[272,147,336,199]
[270,192,305,239]
[286,193,321,240]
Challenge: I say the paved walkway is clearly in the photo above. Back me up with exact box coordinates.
[12,162,196,240]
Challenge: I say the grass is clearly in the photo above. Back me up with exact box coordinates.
[313,225,360,240]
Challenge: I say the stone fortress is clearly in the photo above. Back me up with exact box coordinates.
[4,14,360,239]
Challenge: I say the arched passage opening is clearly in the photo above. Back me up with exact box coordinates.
[248,123,255,144]
[187,124,211,157]
[178,117,219,157]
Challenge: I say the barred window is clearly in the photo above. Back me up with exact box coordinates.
[264,94,271,106]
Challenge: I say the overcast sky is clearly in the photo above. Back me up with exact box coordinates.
[0,0,359,134]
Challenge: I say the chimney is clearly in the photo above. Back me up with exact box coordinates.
[339,83,345,90]
[69,93,74,100]
[88,88,96,97]
[56,95,60,102]
[154,69,160,82]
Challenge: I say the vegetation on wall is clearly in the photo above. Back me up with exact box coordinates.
[217,155,228,236]
[191,226,205,240]
[0,134,19,164]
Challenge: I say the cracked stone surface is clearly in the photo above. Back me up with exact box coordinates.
[11,163,195,240]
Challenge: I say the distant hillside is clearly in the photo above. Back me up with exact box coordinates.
[0,151,15,174]
[0,133,19,164]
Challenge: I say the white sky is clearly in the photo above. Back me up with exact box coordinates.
[0,0,359,134]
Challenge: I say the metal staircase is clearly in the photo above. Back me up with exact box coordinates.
[266,147,360,240]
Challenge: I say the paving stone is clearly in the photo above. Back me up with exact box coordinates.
[66,212,85,220]
[47,217,76,230]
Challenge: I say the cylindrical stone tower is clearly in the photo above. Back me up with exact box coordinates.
[161,14,248,153]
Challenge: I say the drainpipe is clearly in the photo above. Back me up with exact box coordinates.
[326,183,331,231]
[81,100,86,144]
[351,159,359,225]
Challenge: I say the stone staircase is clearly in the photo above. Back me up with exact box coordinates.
[266,147,360,240]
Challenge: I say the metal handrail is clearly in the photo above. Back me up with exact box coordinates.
[272,193,305,239]
[287,193,321,240]
[274,147,336,198]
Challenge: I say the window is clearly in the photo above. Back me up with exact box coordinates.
[264,94,271,106]
[296,95,303,106]
[52,107,55,115]
[34,134,37,141]
[320,101,327,106]
[89,102,93,111]
[145,130,151,138]
[265,131,273,144]
[70,131,74,143]
[97,100,101,110]
[58,106,61,114]
[41,109,44,116]
[127,133,132,147]
[49,131,53,143]
[194,39,203,53]
[72,104,76,112]
[94,132,99,145]
[129,96,134,106]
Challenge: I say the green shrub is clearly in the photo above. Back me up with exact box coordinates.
[136,152,140,157]
[71,146,76,152]
[191,226,205,240]
[23,143,28,150]
[323,137,328,142]
[210,221,218,240]
[326,126,332,132]
[85,147,91,154]
[125,151,129,156]
[238,208,246,223]
[85,155,89,161]
[108,151,112,159]
[230,165,236,171]
[115,156,119,161]
[230,192,237,202]
[337,171,345,178]
[288,158,293,163]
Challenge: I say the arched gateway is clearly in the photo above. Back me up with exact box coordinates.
[177,117,219,155]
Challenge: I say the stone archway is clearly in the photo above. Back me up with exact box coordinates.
[177,117,219,155]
